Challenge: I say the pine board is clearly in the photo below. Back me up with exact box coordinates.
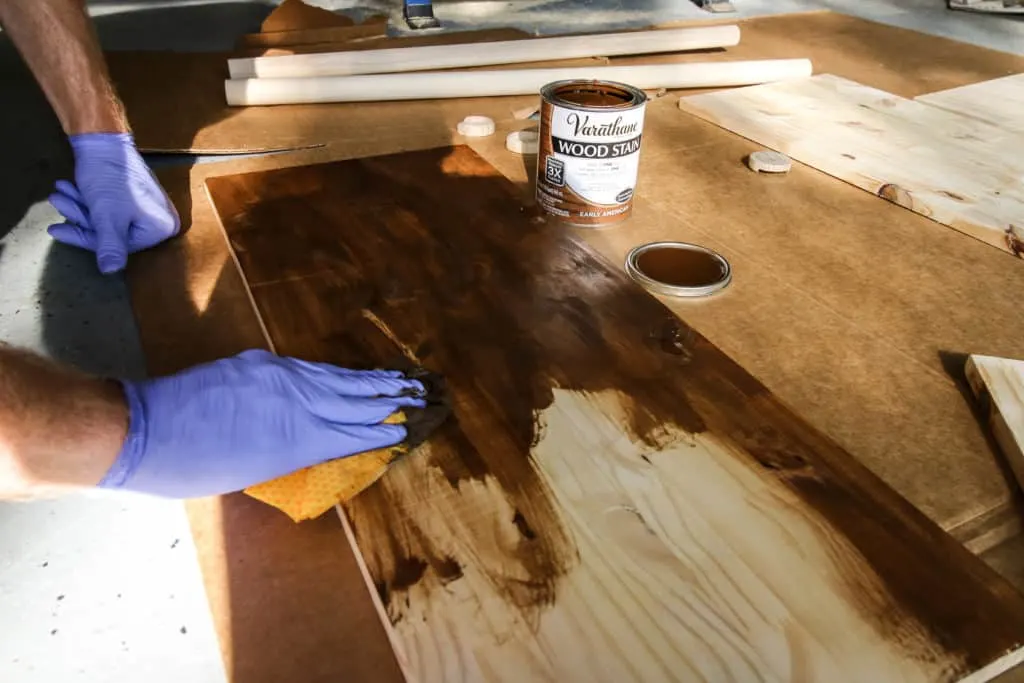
[205,144,1024,683]
[678,74,1024,258]
[917,74,1024,134]
[967,356,1024,491]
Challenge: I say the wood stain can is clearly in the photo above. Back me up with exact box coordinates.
[536,79,648,226]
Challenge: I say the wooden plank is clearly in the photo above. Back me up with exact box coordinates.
[205,144,1024,683]
[967,356,1024,489]
[679,73,1024,257]
[917,74,1024,134]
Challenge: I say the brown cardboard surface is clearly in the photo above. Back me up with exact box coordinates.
[107,28,538,153]
[128,12,1024,682]
[108,12,1024,154]
[185,495,405,683]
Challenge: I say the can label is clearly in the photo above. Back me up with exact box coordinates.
[537,80,647,227]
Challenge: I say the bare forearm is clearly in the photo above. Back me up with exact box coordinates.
[0,0,127,134]
[0,345,127,498]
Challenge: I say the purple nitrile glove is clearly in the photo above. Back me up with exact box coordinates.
[48,132,180,274]
[99,350,426,499]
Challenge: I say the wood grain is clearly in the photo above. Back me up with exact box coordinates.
[678,74,1024,257]
[967,356,1024,491]
[917,74,1024,134]
[206,145,1024,682]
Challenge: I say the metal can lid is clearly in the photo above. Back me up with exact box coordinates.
[625,241,731,298]
[541,79,648,110]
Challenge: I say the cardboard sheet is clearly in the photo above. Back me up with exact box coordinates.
[127,12,1024,683]
[107,28,539,153]
[108,12,1024,154]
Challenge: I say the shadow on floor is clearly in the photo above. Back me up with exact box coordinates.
[0,2,271,376]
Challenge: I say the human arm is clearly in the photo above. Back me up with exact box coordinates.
[0,0,126,134]
[0,0,180,273]
[0,346,427,500]
[0,345,126,498]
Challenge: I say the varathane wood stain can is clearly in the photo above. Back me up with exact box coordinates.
[537,79,648,226]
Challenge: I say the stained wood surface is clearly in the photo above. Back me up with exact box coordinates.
[917,74,1024,134]
[126,13,1024,682]
[968,356,1024,492]
[205,144,1024,682]
[678,73,1024,257]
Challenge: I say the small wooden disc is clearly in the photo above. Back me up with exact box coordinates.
[747,150,792,174]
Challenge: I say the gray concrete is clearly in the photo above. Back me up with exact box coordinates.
[0,1,1022,682]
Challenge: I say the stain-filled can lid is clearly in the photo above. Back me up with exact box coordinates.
[625,241,731,298]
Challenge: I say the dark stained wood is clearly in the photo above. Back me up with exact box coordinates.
[206,145,1024,681]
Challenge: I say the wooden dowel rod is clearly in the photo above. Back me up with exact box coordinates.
[225,59,813,106]
[227,25,742,79]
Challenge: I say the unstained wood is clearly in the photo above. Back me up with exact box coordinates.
[967,355,1024,492]
[206,144,1024,683]
[916,74,1024,134]
[678,73,1024,258]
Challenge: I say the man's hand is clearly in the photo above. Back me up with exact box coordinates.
[98,350,427,499]
[0,0,180,272]
[47,133,180,274]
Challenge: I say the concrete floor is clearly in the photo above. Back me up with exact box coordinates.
[0,1,1022,682]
